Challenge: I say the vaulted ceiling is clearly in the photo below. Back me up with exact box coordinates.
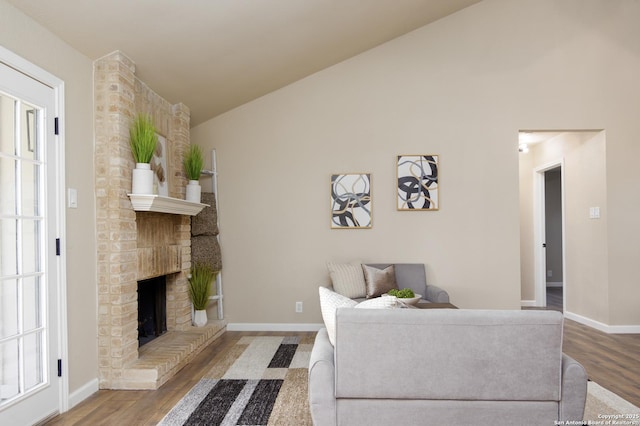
[8,0,481,125]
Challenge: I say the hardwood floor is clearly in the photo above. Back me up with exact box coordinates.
[546,286,564,311]
[563,318,640,407]
[44,297,639,425]
[42,331,316,426]
[538,287,640,408]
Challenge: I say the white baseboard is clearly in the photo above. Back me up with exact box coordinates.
[227,323,324,332]
[546,282,564,288]
[564,311,640,334]
[520,300,537,307]
[68,378,99,410]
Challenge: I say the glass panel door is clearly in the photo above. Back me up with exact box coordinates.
[0,60,59,425]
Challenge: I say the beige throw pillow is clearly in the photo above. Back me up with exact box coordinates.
[318,286,358,346]
[362,264,399,298]
[326,262,367,299]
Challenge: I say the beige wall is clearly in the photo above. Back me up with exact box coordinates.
[519,132,609,324]
[192,0,640,327]
[0,0,97,396]
[519,149,535,301]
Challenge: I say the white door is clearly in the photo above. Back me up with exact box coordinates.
[0,61,60,425]
[533,160,564,309]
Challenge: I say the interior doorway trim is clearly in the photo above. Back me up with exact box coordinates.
[533,159,566,309]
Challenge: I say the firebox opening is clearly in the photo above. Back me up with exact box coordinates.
[138,276,167,347]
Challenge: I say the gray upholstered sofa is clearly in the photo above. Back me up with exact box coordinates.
[329,263,450,304]
[309,308,587,426]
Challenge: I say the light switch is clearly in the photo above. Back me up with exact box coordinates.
[589,207,600,219]
[68,188,78,208]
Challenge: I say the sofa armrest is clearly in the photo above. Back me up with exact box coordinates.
[559,353,588,422]
[425,284,450,303]
[309,328,336,426]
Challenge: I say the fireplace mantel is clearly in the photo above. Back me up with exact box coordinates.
[128,194,208,216]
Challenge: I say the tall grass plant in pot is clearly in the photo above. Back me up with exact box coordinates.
[188,263,218,326]
[130,114,158,194]
[184,144,204,203]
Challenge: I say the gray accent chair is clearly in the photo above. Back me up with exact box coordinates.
[360,263,449,303]
[309,308,587,426]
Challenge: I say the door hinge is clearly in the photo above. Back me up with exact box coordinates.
[56,238,61,256]
[57,359,62,377]
[54,117,59,135]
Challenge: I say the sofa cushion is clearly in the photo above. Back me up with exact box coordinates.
[327,262,367,299]
[362,264,398,298]
[318,286,357,346]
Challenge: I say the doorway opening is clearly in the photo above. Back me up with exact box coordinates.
[519,129,605,315]
[518,131,567,312]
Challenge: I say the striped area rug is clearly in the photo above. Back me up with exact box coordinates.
[159,336,313,426]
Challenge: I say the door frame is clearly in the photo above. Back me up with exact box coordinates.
[0,45,69,414]
[533,159,565,310]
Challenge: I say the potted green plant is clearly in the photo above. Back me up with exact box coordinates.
[387,288,421,306]
[129,113,158,194]
[183,144,204,203]
[188,263,218,326]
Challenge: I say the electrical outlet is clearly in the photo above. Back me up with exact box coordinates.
[295,301,303,313]
[547,270,553,278]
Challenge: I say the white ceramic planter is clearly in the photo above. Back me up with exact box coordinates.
[132,163,154,194]
[186,180,201,203]
[193,309,207,327]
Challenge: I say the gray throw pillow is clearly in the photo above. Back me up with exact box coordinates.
[362,264,398,298]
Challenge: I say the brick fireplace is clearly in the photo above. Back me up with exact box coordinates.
[94,51,224,390]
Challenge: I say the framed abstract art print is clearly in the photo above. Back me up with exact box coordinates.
[330,173,372,229]
[397,155,439,211]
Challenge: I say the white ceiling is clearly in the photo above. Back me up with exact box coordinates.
[8,0,481,126]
